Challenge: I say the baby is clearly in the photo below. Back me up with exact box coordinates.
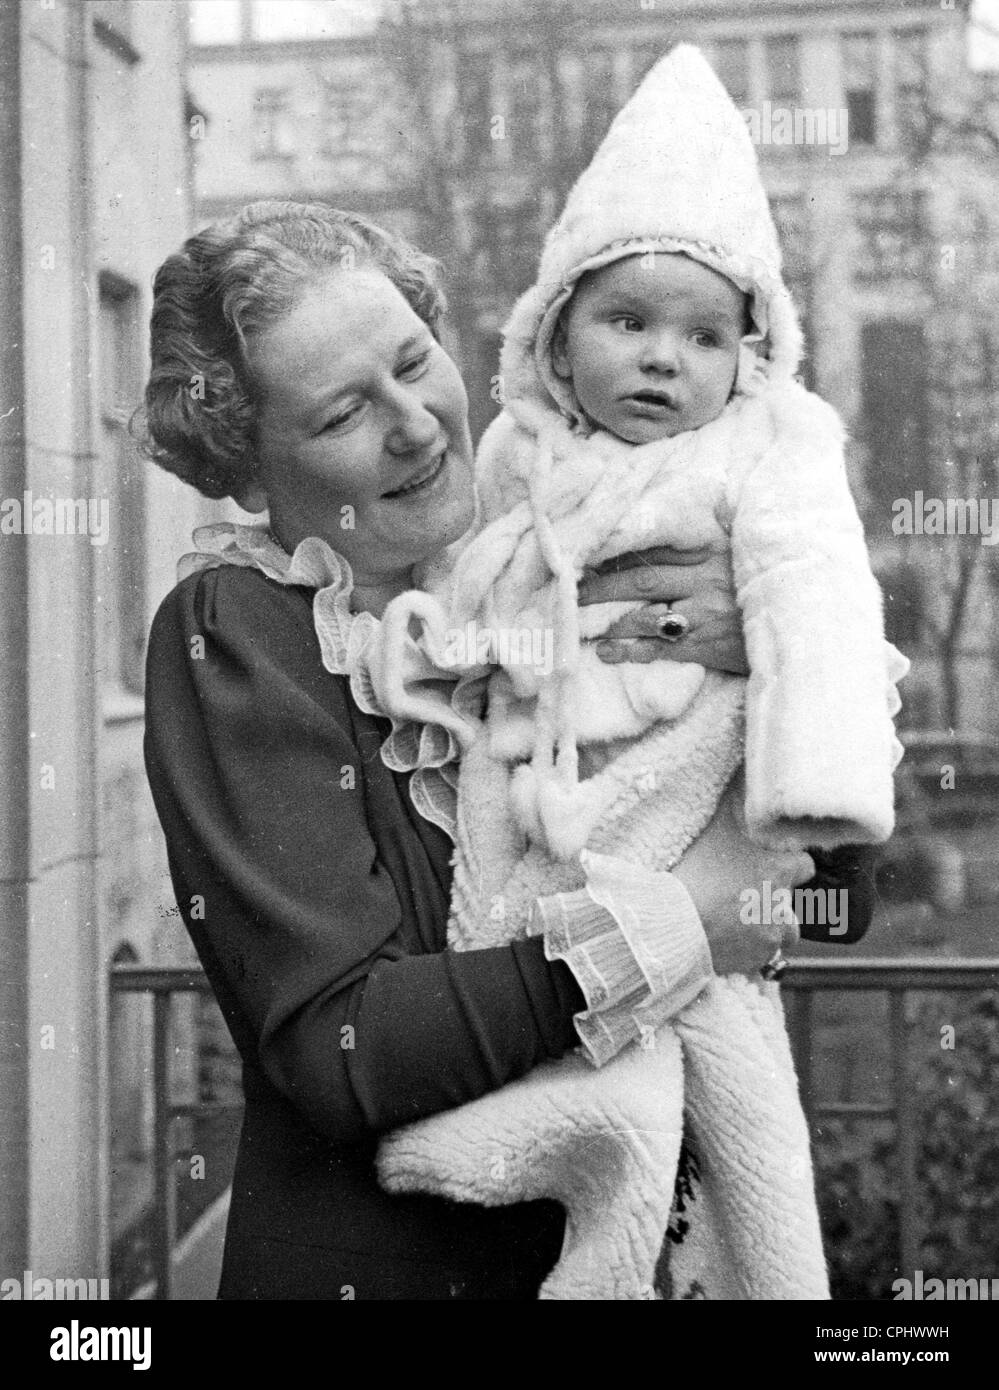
[369,44,906,1300]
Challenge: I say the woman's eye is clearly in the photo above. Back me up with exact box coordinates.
[612,316,644,333]
[322,402,362,432]
[397,350,431,380]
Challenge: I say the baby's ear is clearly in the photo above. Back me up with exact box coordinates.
[734,337,769,396]
[550,319,572,380]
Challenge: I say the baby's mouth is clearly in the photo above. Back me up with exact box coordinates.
[627,390,678,412]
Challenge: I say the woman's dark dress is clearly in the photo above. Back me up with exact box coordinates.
[144,562,874,1300]
[144,565,584,1300]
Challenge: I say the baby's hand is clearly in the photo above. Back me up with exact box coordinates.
[579,546,748,674]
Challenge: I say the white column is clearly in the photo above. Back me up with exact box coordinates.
[0,0,32,1281]
[21,0,105,1280]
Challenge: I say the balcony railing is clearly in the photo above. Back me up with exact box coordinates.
[783,956,999,1284]
[111,965,234,1301]
[111,956,999,1299]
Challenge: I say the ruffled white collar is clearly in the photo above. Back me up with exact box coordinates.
[178,522,480,840]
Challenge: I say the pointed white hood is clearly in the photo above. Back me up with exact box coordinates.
[500,43,803,424]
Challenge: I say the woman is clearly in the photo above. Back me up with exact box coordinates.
[140,202,860,1300]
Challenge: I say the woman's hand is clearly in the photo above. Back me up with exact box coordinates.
[672,781,815,977]
[578,545,748,675]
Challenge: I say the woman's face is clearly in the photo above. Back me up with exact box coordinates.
[247,267,475,589]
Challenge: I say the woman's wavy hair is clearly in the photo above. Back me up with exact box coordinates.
[135,201,448,500]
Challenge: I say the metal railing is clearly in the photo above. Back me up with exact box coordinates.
[784,956,999,1284]
[111,956,999,1299]
[110,964,237,1301]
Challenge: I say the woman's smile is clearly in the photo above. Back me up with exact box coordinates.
[382,446,449,499]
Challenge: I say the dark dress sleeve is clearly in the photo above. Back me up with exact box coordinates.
[144,565,584,1148]
[799,843,879,944]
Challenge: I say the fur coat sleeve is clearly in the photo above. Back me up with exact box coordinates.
[725,384,902,848]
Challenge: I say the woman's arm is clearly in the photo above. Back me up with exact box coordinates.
[145,566,820,1148]
[145,566,585,1147]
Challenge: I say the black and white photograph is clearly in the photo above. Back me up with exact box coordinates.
[1,0,997,1347]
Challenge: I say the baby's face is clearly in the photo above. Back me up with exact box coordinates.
[552,254,748,444]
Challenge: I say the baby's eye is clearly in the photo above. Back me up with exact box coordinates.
[397,349,432,381]
[692,330,719,348]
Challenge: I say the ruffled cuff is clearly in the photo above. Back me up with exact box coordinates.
[527,850,713,1067]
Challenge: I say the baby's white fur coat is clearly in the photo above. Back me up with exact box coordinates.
[374,380,897,1300]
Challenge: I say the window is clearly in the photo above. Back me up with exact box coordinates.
[765,34,801,107]
[252,87,295,159]
[97,277,146,698]
[771,194,809,280]
[860,320,929,511]
[579,49,619,154]
[953,200,994,277]
[936,323,996,455]
[633,44,669,87]
[461,52,494,157]
[189,0,242,45]
[842,32,877,146]
[894,28,929,146]
[487,204,540,293]
[878,561,925,649]
[320,76,381,159]
[770,194,814,387]
[711,38,750,105]
[250,0,380,42]
[507,53,549,161]
[853,188,926,282]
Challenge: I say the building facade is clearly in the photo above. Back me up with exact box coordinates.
[0,0,223,1287]
[188,0,999,737]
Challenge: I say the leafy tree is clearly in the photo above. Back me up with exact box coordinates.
[881,24,999,729]
[379,0,622,439]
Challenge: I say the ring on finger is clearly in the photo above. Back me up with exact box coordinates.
[655,604,690,643]
[760,948,787,982]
